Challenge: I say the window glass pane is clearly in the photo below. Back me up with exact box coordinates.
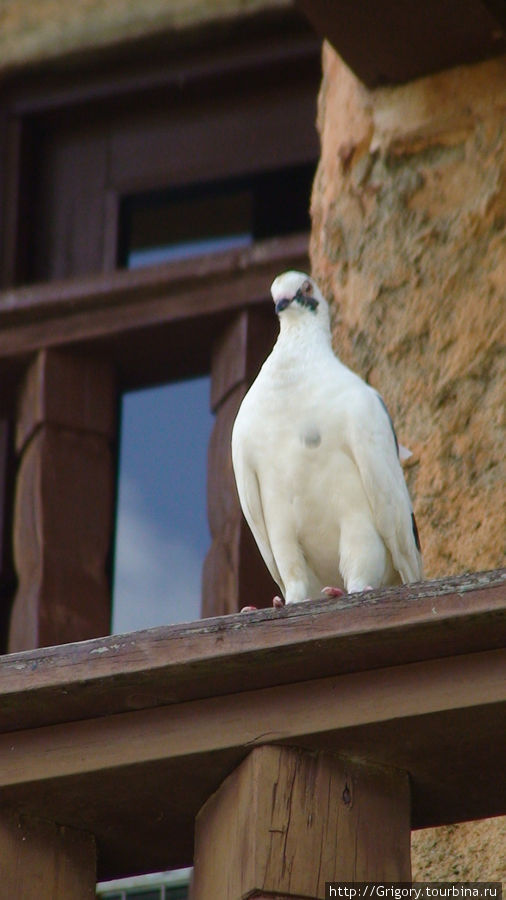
[118,163,314,269]
[112,378,213,632]
[126,190,253,268]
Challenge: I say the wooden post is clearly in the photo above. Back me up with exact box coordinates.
[202,309,279,617]
[0,810,96,899]
[193,745,411,900]
[8,349,116,651]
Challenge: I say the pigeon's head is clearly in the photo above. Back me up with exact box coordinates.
[270,271,328,323]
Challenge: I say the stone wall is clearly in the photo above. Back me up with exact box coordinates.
[311,43,505,880]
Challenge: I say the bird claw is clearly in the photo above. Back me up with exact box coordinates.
[321,586,345,598]
[240,605,258,613]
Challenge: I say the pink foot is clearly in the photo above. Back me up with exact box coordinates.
[322,586,345,598]
[240,596,285,613]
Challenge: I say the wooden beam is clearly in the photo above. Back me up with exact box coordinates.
[4,24,320,119]
[8,349,116,651]
[297,0,506,87]
[0,233,309,400]
[0,582,503,877]
[1,569,503,731]
[0,647,501,875]
[0,810,96,900]
[1,650,503,788]
[193,746,411,899]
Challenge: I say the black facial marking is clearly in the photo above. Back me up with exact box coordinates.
[275,297,292,314]
[294,287,318,312]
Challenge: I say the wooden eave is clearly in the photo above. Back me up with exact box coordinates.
[0,569,505,879]
[297,0,506,86]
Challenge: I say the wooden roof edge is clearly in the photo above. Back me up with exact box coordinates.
[1,568,504,733]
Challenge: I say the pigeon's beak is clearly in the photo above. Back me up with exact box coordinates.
[275,297,293,314]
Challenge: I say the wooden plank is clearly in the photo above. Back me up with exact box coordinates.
[0,570,503,732]
[0,810,96,900]
[1,649,502,786]
[193,746,410,898]
[5,26,320,119]
[0,233,308,330]
[0,647,503,877]
[0,234,309,396]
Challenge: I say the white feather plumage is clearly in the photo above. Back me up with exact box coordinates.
[231,271,422,602]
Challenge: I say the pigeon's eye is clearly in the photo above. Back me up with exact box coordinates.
[301,280,312,295]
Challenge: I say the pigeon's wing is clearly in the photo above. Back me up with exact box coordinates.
[345,386,422,583]
[374,390,412,462]
[231,421,284,593]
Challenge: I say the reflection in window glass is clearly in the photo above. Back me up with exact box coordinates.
[111,378,213,633]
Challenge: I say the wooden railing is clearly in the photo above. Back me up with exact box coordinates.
[0,569,504,897]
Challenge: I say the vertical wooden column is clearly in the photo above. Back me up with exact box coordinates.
[8,349,116,651]
[202,308,278,617]
[0,811,96,899]
[193,745,411,900]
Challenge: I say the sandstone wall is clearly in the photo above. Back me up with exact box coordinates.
[311,44,505,880]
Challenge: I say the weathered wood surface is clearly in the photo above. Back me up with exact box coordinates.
[193,746,410,899]
[1,569,503,730]
[0,810,96,899]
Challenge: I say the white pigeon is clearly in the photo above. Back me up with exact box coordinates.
[231,270,422,607]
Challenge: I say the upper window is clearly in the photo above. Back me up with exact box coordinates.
[118,165,315,269]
